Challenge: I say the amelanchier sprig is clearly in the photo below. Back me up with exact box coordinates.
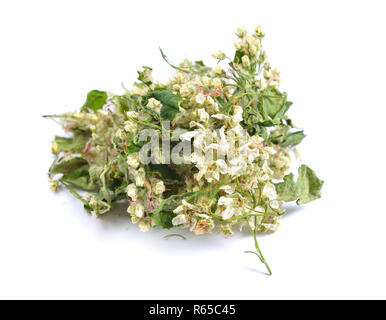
[46,26,323,275]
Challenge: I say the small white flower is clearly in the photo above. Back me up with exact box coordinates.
[237,27,246,38]
[220,207,235,220]
[234,39,243,50]
[216,159,229,174]
[97,110,109,117]
[131,215,140,224]
[135,174,144,187]
[270,200,280,210]
[213,78,222,88]
[211,113,230,121]
[139,220,151,232]
[173,205,184,214]
[124,120,137,133]
[173,200,195,215]
[218,196,234,207]
[196,213,211,219]
[172,214,187,226]
[197,108,209,122]
[262,182,277,200]
[255,25,265,37]
[179,84,192,97]
[127,153,139,169]
[126,184,137,201]
[180,130,199,141]
[172,84,181,92]
[202,76,211,87]
[175,72,185,82]
[147,97,161,113]
[264,68,273,80]
[241,55,250,67]
[245,35,253,46]
[212,65,223,75]
[182,200,195,209]
[51,141,58,154]
[252,37,261,48]
[249,45,258,56]
[189,121,205,129]
[232,105,243,123]
[220,185,235,195]
[115,129,125,139]
[265,147,277,155]
[126,111,138,120]
[154,181,165,195]
[49,180,58,192]
[211,51,225,60]
[195,93,205,105]
[134,204,144,218]
[250,135,264,145]
[206,96,215,105]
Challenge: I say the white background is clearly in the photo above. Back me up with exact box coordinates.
[1,0,385,299]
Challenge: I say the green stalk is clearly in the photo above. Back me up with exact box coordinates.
[59,180,89,206]
[251,216,272,275]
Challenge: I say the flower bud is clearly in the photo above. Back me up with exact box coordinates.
[154,181,165,195]
[237,27,246,38]
[49,180,58,192]
[126,183,137,201]
[255,25,265,38]
[241,55,250,67]
[234,39,243,50]
[212,64,224,75]
[211,51,225,60]
[51,141,58,154]
[134,203,144,218]
[127,153,139,169]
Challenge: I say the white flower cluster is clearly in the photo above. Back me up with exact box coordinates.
[48,26,322,275]
[117,27,291,235]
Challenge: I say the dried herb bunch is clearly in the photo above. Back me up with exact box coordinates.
[46,26,323,274]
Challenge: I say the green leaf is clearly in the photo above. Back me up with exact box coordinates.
[146,90,182,121]
[110,95,130,116]
[151,210,176,229]
[147,164,180,181]
[216,97,232,113]
[54,135,88,153]
[99,165,111,202]
[50,157,88,174]
[295,165,324,205]
[254,124,269,141]
[275,173,297,202]
[233,50,244,64]
[137,66,153,86]
[259,88,291,125]
[280,131,306,147]
[61,168,97,191]
[89,165,104,185]
[275,165,324,205]
[150,192,195,229]
[269,127,306,147]
[273,101,292,124]
[268,125,289,144]
[82,90,107,112]
[126,141,144,154]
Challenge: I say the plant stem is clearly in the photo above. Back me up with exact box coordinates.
[59,180,89,206]
[248,216,272,275]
